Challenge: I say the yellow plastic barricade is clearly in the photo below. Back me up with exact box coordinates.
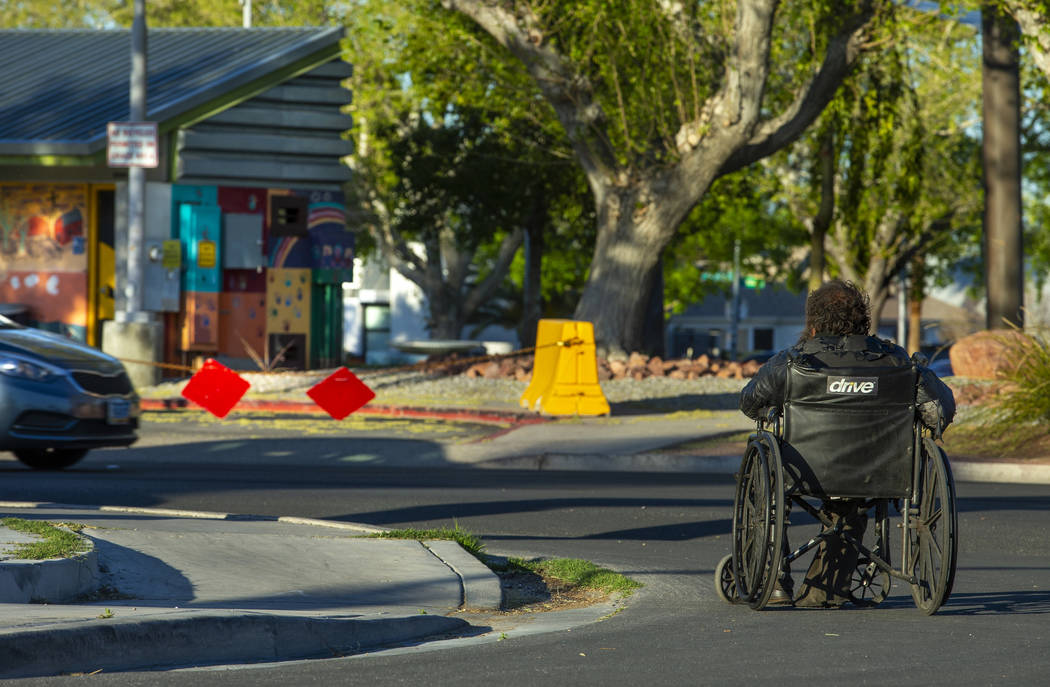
[520,319,610,416]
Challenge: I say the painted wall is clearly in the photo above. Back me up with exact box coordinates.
[163,184,353,367]
[0,183,88,340]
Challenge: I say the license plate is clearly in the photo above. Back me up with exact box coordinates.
[107,398,130,425]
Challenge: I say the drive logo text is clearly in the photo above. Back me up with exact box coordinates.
[827,376,878,395]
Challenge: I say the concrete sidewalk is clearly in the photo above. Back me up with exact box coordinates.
[0,505,501,677]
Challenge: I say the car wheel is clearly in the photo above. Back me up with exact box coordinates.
[13,448,90,470]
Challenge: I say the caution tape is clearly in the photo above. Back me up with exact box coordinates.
[115,337,585,378]
[116,358,197,373]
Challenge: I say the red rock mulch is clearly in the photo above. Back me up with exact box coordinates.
[421,351,761,383]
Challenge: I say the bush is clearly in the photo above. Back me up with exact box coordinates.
[994,328,1050,423]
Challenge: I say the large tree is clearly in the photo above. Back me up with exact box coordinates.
[439,0,888,355]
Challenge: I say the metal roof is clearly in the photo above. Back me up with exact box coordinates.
[0,26,345,157]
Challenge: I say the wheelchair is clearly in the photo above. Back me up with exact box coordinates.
[714,362,958,615]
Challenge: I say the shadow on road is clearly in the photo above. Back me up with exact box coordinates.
[936,590,1050,615]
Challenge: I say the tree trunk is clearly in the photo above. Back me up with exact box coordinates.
[641,254,665,357]
[907,257,924,354]
[809,130,835,291]
[519,203,546,349]
[426,283,465,339]
[573,186,688,357]
[982,4,1024,329]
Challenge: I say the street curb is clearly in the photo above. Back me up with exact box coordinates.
[0,540,99,604]
[424,540,503,610]
[482,453,740,473]
[0,502,385,532]
[0,612,471,678]
[475,453,1050,485]
[950,459,1050,485]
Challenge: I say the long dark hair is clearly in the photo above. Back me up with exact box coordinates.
[804,279,871,338]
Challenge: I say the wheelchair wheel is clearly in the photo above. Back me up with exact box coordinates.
[731,434,784,610]
[714,554,739,604]
[909,438,958,615]
[850,500,891,606]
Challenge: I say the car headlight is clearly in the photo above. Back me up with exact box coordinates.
[0,355,54,381]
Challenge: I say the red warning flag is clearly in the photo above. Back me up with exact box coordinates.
[180,358,250,418]
[306,366,376,419]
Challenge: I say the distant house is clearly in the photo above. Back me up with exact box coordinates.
[666,281,983,360]
[666,284,807,359]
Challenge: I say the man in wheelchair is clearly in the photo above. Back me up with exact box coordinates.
[737,279,956,608]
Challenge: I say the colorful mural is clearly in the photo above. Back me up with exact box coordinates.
[266,268,311,335]
[180,291,219,351]
[219,269,266,360]
[219,292,266,361]
[306,191,354,282]
[267,189,354,275]
[0,184,89,339]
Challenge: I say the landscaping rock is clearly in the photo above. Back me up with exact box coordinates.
[949,330,1028,379]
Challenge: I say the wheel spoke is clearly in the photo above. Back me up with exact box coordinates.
[927,528,943,560]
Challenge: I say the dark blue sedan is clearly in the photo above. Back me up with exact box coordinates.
[0,315,139,470]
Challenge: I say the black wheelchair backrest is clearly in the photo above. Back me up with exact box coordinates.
[781,362,917,499]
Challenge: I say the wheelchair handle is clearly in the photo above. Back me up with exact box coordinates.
[758,406,782,434]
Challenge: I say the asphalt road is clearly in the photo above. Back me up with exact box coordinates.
[2,414,1050,685]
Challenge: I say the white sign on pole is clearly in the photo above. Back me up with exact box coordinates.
[107,121,159,168]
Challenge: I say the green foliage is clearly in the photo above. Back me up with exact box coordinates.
[995,329,1050,423]
[0,0,114,27]
[522,0,840,169]
[0,0,339,29]
[1021,43,1050,291]
[663,166,808,315]
[346,0,592,332]
[532,0,722,162]
[787,7,984,298]
[106,0,335,27]
[1,518,88,560]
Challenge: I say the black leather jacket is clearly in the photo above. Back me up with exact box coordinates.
[739,334,956,436]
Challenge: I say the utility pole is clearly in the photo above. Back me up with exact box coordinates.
[241,0,252,28]
[729,239,741,361]
[101,0,163,390]
[982,3,1024,329]
[897,270,907,347]
[123,0,147,322]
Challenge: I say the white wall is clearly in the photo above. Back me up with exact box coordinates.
[342,291,362,356]
[389,267,428,343]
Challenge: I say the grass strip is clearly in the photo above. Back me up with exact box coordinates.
[368,525,484,558]
[1,518,88,560]
[369,526,641,598]
[513,557,642,597]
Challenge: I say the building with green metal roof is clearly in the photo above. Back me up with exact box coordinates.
[0,26,354,381]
